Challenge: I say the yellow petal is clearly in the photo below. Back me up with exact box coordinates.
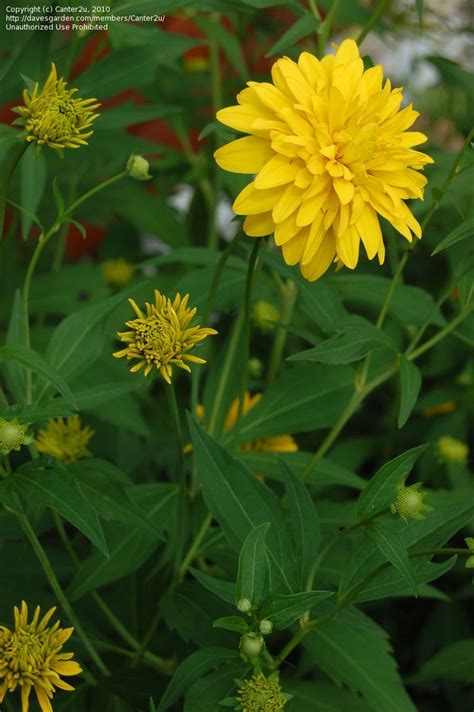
[336,225,360,269]
[334,39,360,66]
[233,181,283,215]
[333,178,354,205]
[52,660,82,676]
[254,154,301,189]
[300,233,336,281]
[273,183,304,223]
[35,687,53,712]
[244,212,275,237]
[21,683,31,712]
[354,205,382,259]
[281,229,307,265]
[214,136,272,174]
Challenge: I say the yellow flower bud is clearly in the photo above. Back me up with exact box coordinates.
[0,417,32,456]
[437,435,469,464]
[253,300,280,332]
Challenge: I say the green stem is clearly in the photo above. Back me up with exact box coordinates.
[317,0,341,57]
[356,0,392,45]
[235,239,263,433]
[205,230,244,322]
[166,382,187,584]
[407,304,474,361]
[207,17,223,251]
[17,510,110,678]
[276,546,470,667]
[266,279,297,385]
[178,511,213,581]
[308,0,322,22]
[63,170,127,219]
[0,141,29,239]
[52,511,170,673]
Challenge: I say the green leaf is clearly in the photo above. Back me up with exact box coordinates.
[65,218,86,240]
[231,364,354,443]
[285,680,371,712]
[190,568,237,605]
[68,484,177,599]
[0,344,77,407]
[52,177,65,215]
[282,462,320,590]
[213,616,249,633]
[259,590,332,630]
[431,214,474,254]
[367,523,417,597]
[289,316,393,365]
[158,647,240,712]
[45,292,125,380]
[411,639,474,684]
[236,522,270,606]
[266,14,319,57]
[194,16,247,77]
[12,465,107,556]
[149,698,157,712]
[357,444,429,521]
[4,290,27,402]
[415,0,424,27]
[20,147,46,240]
[398,357,422,428]
[188,415,297,594]
[184,662,249,712]
[304,604,416,712]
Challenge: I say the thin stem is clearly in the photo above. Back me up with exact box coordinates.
[317,0,341,57]
[266,279,297,385]
[178,511,213,581]
[0,141,29,238]
[407,304,473,361]
[205,230,244,322]
[276,546,470,667]
[52,511,170,673]
[166,382,187,585]
[308,0,322,21]
[207,16,223,251]
[63,171,127,219]
[356,0,391,46]
[17,511,110,678]
[376,253,408,329]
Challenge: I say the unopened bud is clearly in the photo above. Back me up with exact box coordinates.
[248,357,263,378]
[259,619,273,635]
[236,597,252,614]
[0,417,32,456]
[126,154,152,181]
[390,483,431,521]
[240,632,264,658]
[437,435,469,464]
[253,300,279,332]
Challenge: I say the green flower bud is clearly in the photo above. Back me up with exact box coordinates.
[390,483,432,521]
[465,538,474,569]
[236,597,252,614]
[240,632,264,658]
[0,417,32,456]
[253,300,280,332]
[248,357,263,378]
[259,618,273,635]
[126,154,152,181]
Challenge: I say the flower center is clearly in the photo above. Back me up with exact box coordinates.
[133,313,181,365]
[1,628,48,678]
[29,95,81,141]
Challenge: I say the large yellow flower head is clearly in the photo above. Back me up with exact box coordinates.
[215,39,433,281]
[0,601,82,712]
[114,290,217,383]
[35,415,94,464]
[13,63,100,150]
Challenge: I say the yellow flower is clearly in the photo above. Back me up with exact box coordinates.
[35,416,94,464]
[253,300,280,331]
[437,435,469,464]
[215,39,433,281]
[102,257,134,288]
[114,290,217,383]
[237,672,288,711]
[224,392,297,453]
[13,63,100,150]
[0,601,82,712]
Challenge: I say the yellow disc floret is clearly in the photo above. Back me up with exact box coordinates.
[391,483,432,521]
[215,39,433,281]
[35,415,94,464]
[0,601,82,712]
[13,63,100,150]
[0,417,33,456]
[114,290,217,383]
[237,672,287,711]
